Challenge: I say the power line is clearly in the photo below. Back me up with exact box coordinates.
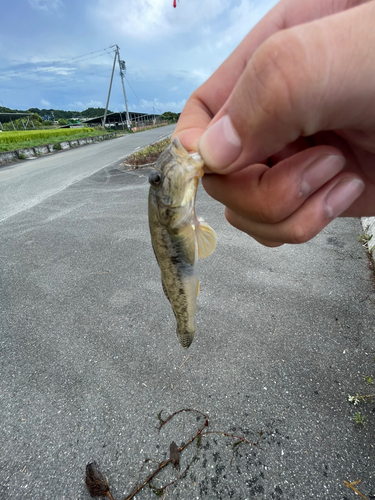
[1,44,164,115]
[105,52,161,112]
[0,47,115,80]
[0,66,113,94]
[58,46,115,64]
[123,74,161,112]
[2,47,115,78]
[0,52,115,82]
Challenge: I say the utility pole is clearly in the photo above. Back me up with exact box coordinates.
[103,45,117,127]
[103,45,131,130]
[117,48,131,130]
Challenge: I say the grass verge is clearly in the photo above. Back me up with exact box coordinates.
[123,138,170,167]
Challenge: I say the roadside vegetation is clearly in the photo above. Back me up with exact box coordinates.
[0,127,110,153]
[0,106,112,123]
[0,106,177,154]
[123,138,170,167]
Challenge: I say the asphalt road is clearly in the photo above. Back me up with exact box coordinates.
[1,127,374,499]
[0,125,175,223]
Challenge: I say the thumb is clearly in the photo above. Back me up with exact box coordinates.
[198,1,375,173]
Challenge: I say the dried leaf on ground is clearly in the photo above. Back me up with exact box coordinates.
[169,441,180,469]
[86,461,111,498]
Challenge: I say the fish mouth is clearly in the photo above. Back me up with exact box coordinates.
[187,163,204,180]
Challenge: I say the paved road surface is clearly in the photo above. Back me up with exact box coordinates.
[0,125,174,222]
[1,127,374,499]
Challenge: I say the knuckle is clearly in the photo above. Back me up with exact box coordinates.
[225,207,239,229]
[249,31,305,121]
[288,222,310,244]
[258,205,278,224]
[224,207,238,228]
[257,193,282,224]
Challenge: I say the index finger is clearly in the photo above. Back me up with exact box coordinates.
[172,0,359,151]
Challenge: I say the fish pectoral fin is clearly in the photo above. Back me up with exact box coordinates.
[196,219,217,259]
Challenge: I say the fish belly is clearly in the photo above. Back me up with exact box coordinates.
[153,224,198,349]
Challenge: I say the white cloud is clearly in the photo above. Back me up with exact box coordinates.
[92,0,279,100]
[189,69,212,86]
[68,101,85,111]
[41,99,50,107]
[86,100,104,108]
[0,0,279,112]
[125,66,211,89]
[68,100,105,111]
[219,0,279,51]
[0,63,76,85]
[90,0,230,41]
[131,98,187,114]
[39,66,75,76]
[28,0,64,11]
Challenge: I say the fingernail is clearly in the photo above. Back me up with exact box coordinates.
[324,178,365,219]
[300,155,345,196]
[198,115,242,171]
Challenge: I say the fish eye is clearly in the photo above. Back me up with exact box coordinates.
[149,170,162,187]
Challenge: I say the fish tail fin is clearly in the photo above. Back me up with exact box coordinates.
[196,218,217,259]
[177,327,195,349]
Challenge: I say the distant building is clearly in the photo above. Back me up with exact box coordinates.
[83,111,162,129]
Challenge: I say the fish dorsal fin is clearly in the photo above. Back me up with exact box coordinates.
[196,218,217,259]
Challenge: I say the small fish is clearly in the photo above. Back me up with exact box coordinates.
[148,137,216,348]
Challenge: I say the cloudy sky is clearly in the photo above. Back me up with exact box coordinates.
[0,0,279,114]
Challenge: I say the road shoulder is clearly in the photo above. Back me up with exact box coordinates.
[361,216,375,261]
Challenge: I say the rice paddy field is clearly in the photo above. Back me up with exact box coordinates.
[0,128,109,152]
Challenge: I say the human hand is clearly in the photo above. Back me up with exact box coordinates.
[173,0,375,246]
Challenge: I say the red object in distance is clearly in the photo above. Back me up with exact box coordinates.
[173,0,176,7]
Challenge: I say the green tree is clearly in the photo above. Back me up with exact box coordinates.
[30,113,43,125]
[161,111,180,122]
[81,107,112,118]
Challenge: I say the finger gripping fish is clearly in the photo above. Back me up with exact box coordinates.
[148,137,216,348]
